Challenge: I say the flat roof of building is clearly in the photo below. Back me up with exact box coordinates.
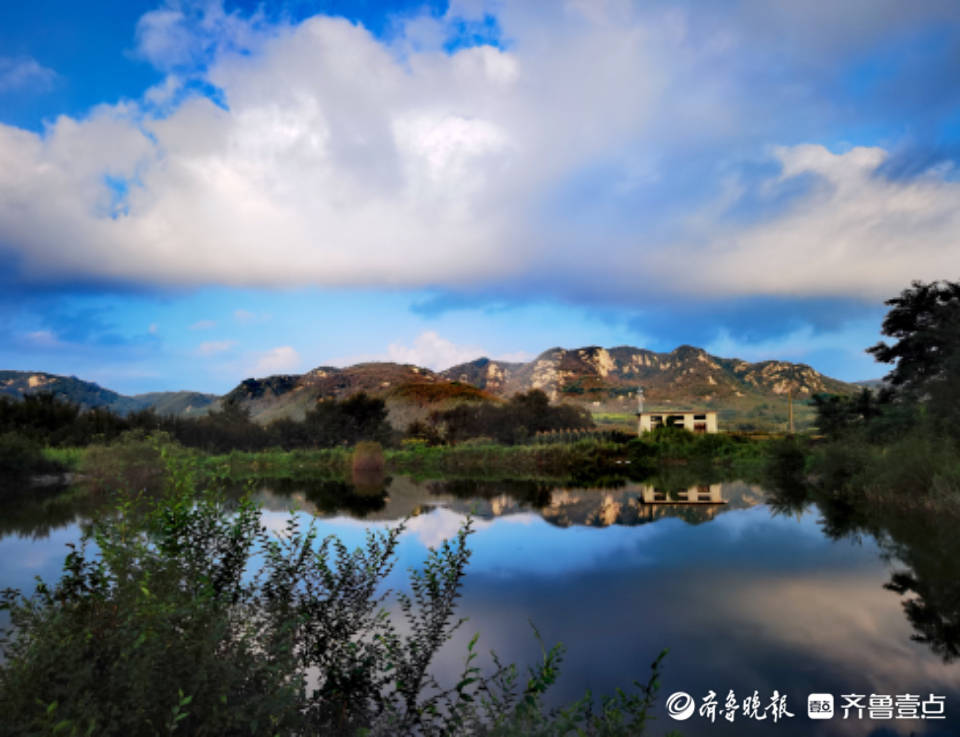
[637,410,716,414]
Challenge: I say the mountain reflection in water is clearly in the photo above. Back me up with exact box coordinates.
[252,476,766,528]
[1,474,958,735]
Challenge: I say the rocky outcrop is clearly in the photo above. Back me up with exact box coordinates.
[442,344,857,406]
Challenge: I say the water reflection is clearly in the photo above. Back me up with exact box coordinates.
[252,476,766,530]
[1,473,958,734]
[765,478,960,667]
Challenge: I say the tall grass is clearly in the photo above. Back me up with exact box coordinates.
[40,446,86,471]
[386,438,626,479]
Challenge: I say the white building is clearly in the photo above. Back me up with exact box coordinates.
[637,410,718,435]
[640,483,724,503]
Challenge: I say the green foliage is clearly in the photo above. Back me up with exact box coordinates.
[429,390,594,446]
[302,392,393,449]
[0,490,301,737]
[868,280,960,396]
[867,279,960,438]
[761,437,809,498]
[0,470,672,736]
[762,435,960,665]
[77,430,176,494]
[625,428,766,481]
[0,431,49,478]
[405,420,445,446]
[779,279,960,511]
[810,388,899,440]
[0,391,397,456]
[387,438,629,483]
[41,445,86,471]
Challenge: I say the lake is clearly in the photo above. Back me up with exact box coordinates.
[1,474,957,736]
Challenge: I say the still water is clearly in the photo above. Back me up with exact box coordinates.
[1,476,957,736]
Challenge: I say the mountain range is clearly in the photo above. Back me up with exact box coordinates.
[2,344,861,430]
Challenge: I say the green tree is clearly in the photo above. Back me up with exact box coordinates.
[868,280,960,395]
[304,392,392,448]
[867,279,960,433]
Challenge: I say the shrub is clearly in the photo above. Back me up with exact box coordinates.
[0,432,47,477]
[77,430,177,494]
[0,484,672,737]
[352,440,386,473]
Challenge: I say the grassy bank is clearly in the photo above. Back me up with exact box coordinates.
[35,429,772,492]
[386,438,626,480]
[764,430,960,516]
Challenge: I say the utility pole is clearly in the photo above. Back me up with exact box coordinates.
[788,388,795,435]
[636,388,645,438]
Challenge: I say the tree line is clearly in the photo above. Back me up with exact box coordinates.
[0,388,595,470]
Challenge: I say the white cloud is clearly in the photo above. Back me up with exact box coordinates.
[251,345,301,375]
[194,339,236,355]
[404,507,493,549]
[330,331,531,370]
[0,3,958,303]
[666,145,960,299]
[189,319,216,330]
[23,330,59,347]
[386,331,484,369]
[134,1,267,72]
[0,57,57,93]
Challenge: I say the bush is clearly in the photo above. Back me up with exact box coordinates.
[0,483,672,737]
[0,432,47,477]
[77,430,176,494]
[352,440,386,473]
[430,391,594,445]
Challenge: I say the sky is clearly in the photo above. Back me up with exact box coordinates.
[2,0,959,394]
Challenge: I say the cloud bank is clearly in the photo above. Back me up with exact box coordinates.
[1,0,958,303]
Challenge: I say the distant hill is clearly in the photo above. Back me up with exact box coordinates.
[0,371,216,417]
[2,344,860,431]
[130,391,219,418]
[1,371,140,414]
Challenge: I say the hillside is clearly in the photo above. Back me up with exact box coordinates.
[442,345,857,403]
[440,345,860,431]
[0,371,216,417]
[2,344,861,431]
[0,371,143,414]
[219,345,858,430]
[221,363,493,426]
[130,391,219,418]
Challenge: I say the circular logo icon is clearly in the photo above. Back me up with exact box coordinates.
[666,691,696,721]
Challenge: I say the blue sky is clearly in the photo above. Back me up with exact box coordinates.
[2,0,959,394]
